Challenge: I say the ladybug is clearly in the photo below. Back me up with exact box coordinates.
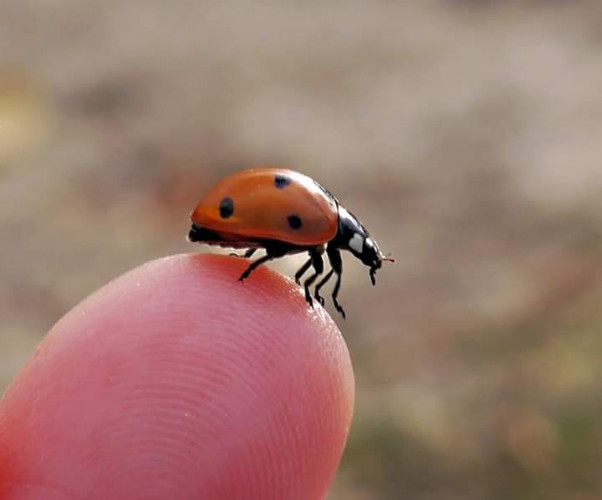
[188,167,393,318]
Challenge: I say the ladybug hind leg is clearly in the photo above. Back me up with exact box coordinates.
[238,247,286,282]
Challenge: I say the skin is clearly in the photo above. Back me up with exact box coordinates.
[0,254,355,500]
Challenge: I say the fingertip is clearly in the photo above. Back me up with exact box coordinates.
[0,254,355,499]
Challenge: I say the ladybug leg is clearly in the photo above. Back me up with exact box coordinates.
[230,248,257,258]
[238,254,272,281]
[314,269,334,306]
[302,250,324,307]
[238,245,288,281]
[331,271,345,319]
[326,246,346,319]
[294,258,313,285]
[370,266,377,285]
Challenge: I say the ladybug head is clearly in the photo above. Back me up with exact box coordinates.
[361,237,394,285]
[337,208,394,285]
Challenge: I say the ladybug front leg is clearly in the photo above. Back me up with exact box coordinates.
[325,245,346,319]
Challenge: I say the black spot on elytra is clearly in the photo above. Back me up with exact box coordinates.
[274,174,292,189]
[287,214,303,229]
[219,197,234,219]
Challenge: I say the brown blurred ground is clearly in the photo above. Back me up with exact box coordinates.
[1,1,602,499]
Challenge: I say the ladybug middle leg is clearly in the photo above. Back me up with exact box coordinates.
[317,245,345,319]
[294,258,313,284]
[302,249,324,307]
[313,269,334,306]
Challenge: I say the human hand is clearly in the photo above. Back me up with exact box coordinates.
[0,254,354,499]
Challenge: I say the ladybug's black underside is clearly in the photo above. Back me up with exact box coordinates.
[188,224,258,248]
[188,223,309,253]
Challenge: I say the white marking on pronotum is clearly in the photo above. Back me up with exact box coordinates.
[349,233,364,253]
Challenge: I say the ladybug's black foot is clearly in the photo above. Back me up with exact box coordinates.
[304,288,314,308]
[314,290,325,306]
[333,297,346,319]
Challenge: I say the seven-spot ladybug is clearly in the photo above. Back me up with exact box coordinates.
[188,167,393,318]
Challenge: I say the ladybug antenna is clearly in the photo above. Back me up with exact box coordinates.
[382,252,395,263]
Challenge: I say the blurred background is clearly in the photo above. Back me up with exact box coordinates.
[2,1,602,498]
